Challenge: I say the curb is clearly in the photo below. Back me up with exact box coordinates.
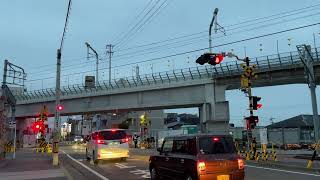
[246,160,320,174]
[294,155,320,161]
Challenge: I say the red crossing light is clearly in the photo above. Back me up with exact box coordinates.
[257,103,262,109]
[56,105,64,111]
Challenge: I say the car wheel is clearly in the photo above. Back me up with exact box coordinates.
[92,151,98,164]
[150,167,158,180]
[121,157,127,161]
[86,148,90,161]
[185,175,193,180]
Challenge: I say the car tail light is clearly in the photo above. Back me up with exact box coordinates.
[111,129,117,132]
[213,137,220,142]
[121,138,129,143]
[238,159,244,169]
[197,161,206,174]
[96,139,105,144]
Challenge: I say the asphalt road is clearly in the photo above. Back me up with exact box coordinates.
[60,144,320,180]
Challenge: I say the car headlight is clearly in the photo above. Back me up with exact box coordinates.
[81,138,83,141]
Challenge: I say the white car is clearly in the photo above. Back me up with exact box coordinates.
[74,136,83,143]
[86,129,129,163]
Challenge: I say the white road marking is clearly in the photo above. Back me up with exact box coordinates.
[114,163,136,169]
[62,150,111,180]
[129,169,150,179]
[245,165,320,177]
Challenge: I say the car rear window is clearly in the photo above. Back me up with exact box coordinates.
[199,136,236,154]
[99,130,126,140]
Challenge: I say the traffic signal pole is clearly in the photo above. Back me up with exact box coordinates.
[245,57,253,149]
[297,45,320,142]
[207,8,218,133]
[53,49,61,166]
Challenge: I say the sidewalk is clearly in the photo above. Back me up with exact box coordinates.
[0,148,68,180]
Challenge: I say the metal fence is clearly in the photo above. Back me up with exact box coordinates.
[13,48,320,103]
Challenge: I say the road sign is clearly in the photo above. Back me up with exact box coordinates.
[9,121,16,129]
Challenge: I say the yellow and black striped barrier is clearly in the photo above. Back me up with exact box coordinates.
[46,144,52,154]
[35,140,47,153]
[4,142,14,153]
[307,140,320,168]
[238,143,277,162]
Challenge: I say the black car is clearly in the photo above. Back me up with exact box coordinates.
[149,134,245,180]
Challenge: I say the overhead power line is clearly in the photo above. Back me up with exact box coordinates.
[26,22,320,83]
[115,3,320,52]
[28,11,320,78]
[116,0,170,49]
[60,0,72,52]
[111,0,156,44]
[114,0,163,46]
[25,3,320,72]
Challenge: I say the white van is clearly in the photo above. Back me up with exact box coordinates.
[86,129,129,163]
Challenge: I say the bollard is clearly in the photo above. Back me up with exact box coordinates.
[307,140,320,168]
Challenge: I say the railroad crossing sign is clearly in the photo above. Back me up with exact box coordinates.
[39,105,49,121]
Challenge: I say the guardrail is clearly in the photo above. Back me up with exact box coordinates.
[13,48,320,103]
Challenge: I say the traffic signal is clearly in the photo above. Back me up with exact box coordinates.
[245,116,259,130]
[208,54,224,65]
[56,105,64,111]
[252,96,262,110]
[196,53,224,66]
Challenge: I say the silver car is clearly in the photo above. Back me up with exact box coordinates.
[74,136,83,143]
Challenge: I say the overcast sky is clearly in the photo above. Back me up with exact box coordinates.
[1,0,320,127]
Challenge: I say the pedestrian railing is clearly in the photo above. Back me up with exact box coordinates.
[13,48,320,103]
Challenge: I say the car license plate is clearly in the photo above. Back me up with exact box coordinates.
[217,175,229,180]
[110,142,119,145]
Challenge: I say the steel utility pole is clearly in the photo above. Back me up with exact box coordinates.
[53,0,72,166]
[53,49,62,166]
[297,44,320,142]
[209,8,218,53]
[207,8,219,132]
[85,42,99,85]
[106,44,114,85]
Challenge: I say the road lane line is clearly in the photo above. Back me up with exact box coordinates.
[245,165,320,176]
[62,150,110,180]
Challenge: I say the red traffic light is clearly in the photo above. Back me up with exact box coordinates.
[215,54,224,64]
[196,53,225,66]
[56,105,64,111]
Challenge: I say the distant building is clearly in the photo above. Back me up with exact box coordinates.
[266,114,315,145]
[164,113,199,125]
[90,110,165,135]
